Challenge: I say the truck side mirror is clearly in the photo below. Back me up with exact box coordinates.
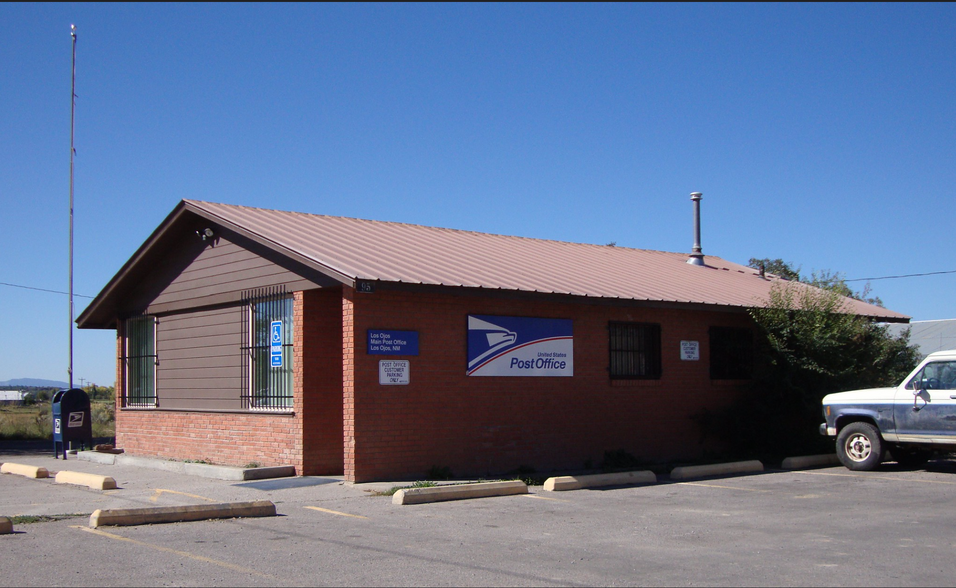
[913,388,931,411]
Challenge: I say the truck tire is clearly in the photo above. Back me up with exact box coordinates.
[836,422,884,471]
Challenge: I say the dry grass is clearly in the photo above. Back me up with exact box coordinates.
[0,402,114,440]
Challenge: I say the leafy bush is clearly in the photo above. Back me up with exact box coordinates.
[699,280,919,461]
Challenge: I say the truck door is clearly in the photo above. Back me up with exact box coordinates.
[894,360,956,443]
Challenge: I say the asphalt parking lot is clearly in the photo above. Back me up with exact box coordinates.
[3,446,956,587]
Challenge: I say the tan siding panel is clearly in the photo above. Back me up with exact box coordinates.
[174,252,275,279]
[160,306,238,324]
[158,333,241,353]
[159,267,299,298]
[160,367,243,381]
[152,236,313,308]
[163,259,279,292]
[156,353,241,368]
[156,306,244,411]
[160,347,241,361]
[155,275,314,307]
[159,320,242,341]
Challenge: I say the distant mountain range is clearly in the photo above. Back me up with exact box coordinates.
[0,378,70,388]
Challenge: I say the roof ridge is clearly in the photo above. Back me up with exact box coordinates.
[185,199,694,257]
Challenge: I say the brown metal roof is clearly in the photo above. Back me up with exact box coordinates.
[180,200,908,321]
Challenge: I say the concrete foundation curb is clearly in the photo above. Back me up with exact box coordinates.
[543,470,657,491]
[241,465,297,481]
[55,471,118,490]
[89,500,277,527]
[781,454,840,469]
[670,460,764,480]
[78,451,117,465]
[77,451,296,481]
[183,462,296,481]
[0,516,11,534]
[393,481,528,505]
[1,462,50,479]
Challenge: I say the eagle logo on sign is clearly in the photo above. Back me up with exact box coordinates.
[68,412,84,428]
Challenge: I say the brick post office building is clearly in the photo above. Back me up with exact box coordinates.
[77,200,907,481]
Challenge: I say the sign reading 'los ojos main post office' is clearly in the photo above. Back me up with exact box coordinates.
[367,330,419,355]
[467,315,573,376]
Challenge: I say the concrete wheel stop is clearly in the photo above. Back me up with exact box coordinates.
[392,480,528,505]
[89,500,277,527]
[669,460,764,480]
[543,470,657,491]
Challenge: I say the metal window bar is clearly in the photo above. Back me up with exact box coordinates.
[123,315,157,407]
[240,286,293,410]
[609,322,661,379]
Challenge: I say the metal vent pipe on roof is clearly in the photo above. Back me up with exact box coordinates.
[686,192,704,266]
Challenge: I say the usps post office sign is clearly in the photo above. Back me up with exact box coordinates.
[467,315,573,376]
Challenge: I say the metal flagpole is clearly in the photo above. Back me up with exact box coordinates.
[69,24,76,389]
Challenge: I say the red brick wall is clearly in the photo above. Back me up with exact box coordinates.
[115,409,300,469]
[299,288,344,474]
[345,289,753,482]
[342,287,356,480]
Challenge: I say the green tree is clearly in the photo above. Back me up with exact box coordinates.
[700,272,919,460]
[748,258,801,281]
[748,258,884,306]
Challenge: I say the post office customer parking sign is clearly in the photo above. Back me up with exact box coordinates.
[467,315,573,376]
[379,360,410,385]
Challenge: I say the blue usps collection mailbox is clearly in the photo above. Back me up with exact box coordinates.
[52,388,93,459]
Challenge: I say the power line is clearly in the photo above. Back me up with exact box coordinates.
[0,281,93,299]
[845,269,956,283]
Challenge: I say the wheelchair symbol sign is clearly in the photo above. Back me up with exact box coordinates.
[270,321,283,367]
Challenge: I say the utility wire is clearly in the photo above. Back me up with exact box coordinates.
[0,281,93,299]
[3,268,951,298]
[845,269,956,283]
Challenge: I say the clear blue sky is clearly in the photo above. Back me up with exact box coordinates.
[3,3,955,386]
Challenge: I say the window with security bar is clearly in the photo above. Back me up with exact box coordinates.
[242,288,294,410]
[709,326,753,380]
[609,322,662,379]
[124,315,157,407]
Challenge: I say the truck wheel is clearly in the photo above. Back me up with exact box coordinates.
[836,422,884,471]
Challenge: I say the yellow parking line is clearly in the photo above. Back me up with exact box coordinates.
[794,471,956,486]
[304,506,368,519]
[523,494,568,502]
[149,489,217,503]
[73,526,268,577]
[677,482,771,493]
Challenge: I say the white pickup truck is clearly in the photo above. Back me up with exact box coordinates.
[821,349,956,470]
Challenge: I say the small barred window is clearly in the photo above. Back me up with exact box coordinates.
[609,322,662,379]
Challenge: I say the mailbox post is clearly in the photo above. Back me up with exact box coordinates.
[52,388,93,459]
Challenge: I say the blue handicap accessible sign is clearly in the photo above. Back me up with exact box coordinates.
[271,321,283,367]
